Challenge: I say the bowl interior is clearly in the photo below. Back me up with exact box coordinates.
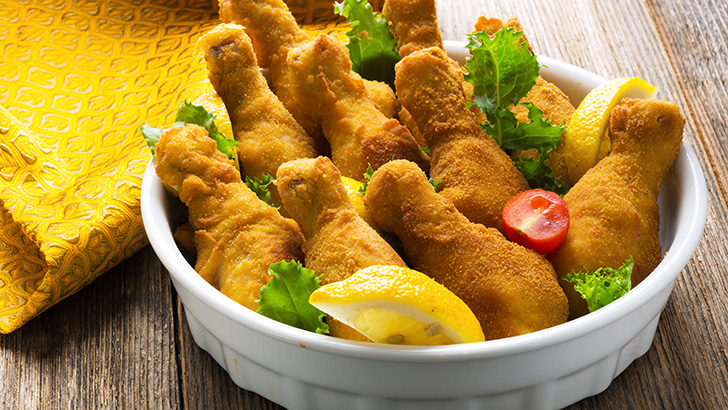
[141,41,708,360]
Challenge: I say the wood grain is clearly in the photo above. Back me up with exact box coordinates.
[176,297,283,409]
[2,0,728,409]
[0,247,180,409]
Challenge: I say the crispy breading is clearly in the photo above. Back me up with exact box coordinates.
[394,46,529,231]
[548,99,684,318]
[286,34,430,180]
[511,77,575,186]
[383,0,444,147]
[475,16,574,186]
[218,0,399,153]
[276,156,407,341]
[197,24,317,183]
[397,105,426,147]
[383,0,443,58]
[155,124,305,311]
[173,223,196,256]
[364,160,568,340]
[474,16,533,53]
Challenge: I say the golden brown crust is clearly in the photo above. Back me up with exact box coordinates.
[198,24,317,182]
[155,124,305,311]
[394,46,529,231]
[548,99,684,318]
[276,157,406,281]
[383,0,444,58]
[383,0,445,147]
[173,223,196,256]
[511,76,575,186]
[276,156,406,341]
[473,16,574,186]
[474,16,533,53]
[397,106,427,147]
[286,34,429,180]
[364,160,568,340]
[219,0,399,153]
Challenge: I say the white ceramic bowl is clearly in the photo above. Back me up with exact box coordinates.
[141,41,708,410]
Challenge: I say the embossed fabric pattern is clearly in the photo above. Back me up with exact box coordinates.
[0,0,223,333]
[0,0,355,333]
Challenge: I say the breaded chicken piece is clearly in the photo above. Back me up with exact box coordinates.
[155,124,305,311]
[197,24,316,183]
[397,107,426,148]
[474,16,533,53]
[395,46,529,231]
[218,0,399,152]
[475,16,575,186]
[514,78,574,129]
[364,160,568,340]
[276,156,407,341]
[383,0,443,58]
[548,99,684,318]
[383,0,444,147]
[511,77,575,186]
[286,34,430,180]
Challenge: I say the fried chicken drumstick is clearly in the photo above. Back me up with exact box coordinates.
[395,46,529,231]
[218,0,398,152]
[276,156,407,340]
[286,34,429,180]
[549,98,685,318]
[383,0,443,58]
[383,0,444,147]
[364,160,568,340]
[197,24,316,182]
[155,124,304,310]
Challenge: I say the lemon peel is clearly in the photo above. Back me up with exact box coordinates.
[309,265,485,345]
[564,77,657,182]
[340,176,371,222]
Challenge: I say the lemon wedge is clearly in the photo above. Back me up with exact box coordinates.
[340,176,377,226]
[564,77,657,182]
[309,265,485,345]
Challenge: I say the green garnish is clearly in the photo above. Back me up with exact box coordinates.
[356,164,375,195]
[421,146,431,156]
[356,163,438,193]
[510,103,569,194]
[464,28,539,114]
[140,101,239,160]
[334,0,400,88]
[140,124,164,153]
[464,27,567,195]
[257,260,329,335]
[563,256,634,312]
[245,173,279,209]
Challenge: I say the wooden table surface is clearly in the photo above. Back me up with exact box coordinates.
[2,0,727,409]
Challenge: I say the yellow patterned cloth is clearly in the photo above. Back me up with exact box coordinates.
[0,0,356,333]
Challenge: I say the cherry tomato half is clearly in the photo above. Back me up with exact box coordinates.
[502,189,570,254]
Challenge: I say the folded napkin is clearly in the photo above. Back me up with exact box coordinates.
[0,0,225,333]
[0,0,366,333]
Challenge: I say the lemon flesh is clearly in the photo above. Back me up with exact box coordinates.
[564,77,656,182]
[310,265,485,345]
[340,176,375,226]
